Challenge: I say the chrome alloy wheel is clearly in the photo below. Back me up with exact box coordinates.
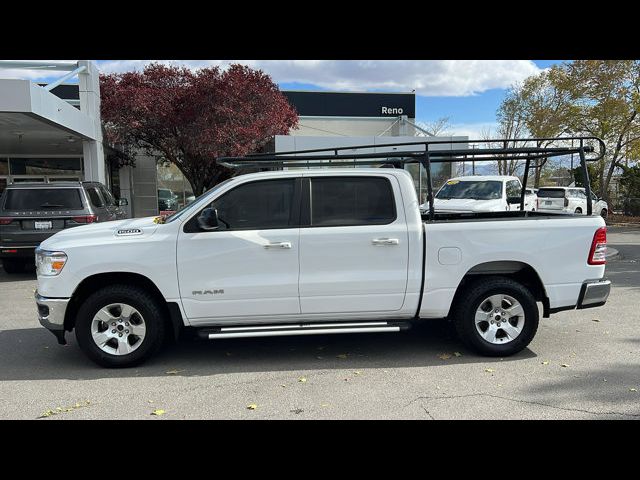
[91,303,146,355]
[474,294,525,344]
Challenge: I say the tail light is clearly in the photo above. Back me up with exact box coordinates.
[564,197,569,207]
[0,217,13,225]
[72,215,98,224]
[588,227,607,265]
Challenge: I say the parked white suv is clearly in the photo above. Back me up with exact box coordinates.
[536,187,609,217]
[420,176,530,214]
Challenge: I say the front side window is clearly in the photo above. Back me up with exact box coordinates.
[436,180,503,200]
[210,179,295,230]
[506,180,522,198]
[100,186,116,206]
[310,177,396,227]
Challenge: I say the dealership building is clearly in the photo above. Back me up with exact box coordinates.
[0,61,465,216]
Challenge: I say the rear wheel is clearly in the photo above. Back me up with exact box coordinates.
[600,208,608,218]
[75,284,166,367]
[451,276,539,357]
[575,207,582,214]
[2,258,27,274]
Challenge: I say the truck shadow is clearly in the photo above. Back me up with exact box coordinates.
[0,320,535,381]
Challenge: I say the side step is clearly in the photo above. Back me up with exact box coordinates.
[197,321,410,340]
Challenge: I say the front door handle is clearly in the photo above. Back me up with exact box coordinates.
[372,238,399,246]
[264,242,292,249]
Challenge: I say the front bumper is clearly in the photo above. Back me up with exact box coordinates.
[577,279,611,309]
[35,291,70,344]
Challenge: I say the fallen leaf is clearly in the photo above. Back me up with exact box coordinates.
[353,371,361,376]
[438,353,452,360]
[630,388,638,392]
[225,352,232,356]
[497,384,503,387]
[247,404,257,410]
[336,354,348,359]
[484,368,495,373]
[316,356,324,360]
[290,408,304,414]
[592,319,600,322]
[151,409,165,416]
[165,369,183,375]
[298,377,307,383]
[280,384,286,388]
[317,346,326,351]
[541,361,549,365]
[560,364,570,368]
[603,378,607,382]
[453,352,463,357]
[147,400,154,403]
[321,403,330,407]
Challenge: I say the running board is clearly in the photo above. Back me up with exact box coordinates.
[197,321,410,340]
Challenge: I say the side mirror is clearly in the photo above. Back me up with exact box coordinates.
[197,208,220,231]
[117,198,128,206]
[507,196,522,204]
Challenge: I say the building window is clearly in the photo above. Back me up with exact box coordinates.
[8,157,82,176]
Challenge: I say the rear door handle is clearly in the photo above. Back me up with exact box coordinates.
[372,238,399,246]
[264,242,292,249]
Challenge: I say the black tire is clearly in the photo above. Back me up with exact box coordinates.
[450,276,539,357]
[600,208,608,219]
[575,207,582,214]
[75,284,166,368]
[2,258,27,274]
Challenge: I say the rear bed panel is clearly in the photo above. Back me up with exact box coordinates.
[419,215,606,318]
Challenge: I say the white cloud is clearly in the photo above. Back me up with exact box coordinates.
[448,121,499,139]
[0,60,79,81]
[95,60,541,97]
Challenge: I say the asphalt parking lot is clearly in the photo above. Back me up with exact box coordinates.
[1,226,639,420]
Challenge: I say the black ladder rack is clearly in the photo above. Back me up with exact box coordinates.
[217,136,606,219]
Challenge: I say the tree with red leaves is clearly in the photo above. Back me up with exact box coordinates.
[100,63,298,195]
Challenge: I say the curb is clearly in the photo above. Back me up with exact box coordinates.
[606,222,640,228]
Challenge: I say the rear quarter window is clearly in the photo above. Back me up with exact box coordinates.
[537,189,566,199]
[3,188,84,210]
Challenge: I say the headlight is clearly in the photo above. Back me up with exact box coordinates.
[35,249,68,276]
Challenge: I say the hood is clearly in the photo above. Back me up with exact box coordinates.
[40,216,161,251]
[432,198,505,213]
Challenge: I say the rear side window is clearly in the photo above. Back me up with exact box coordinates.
[99,186,116,206]
[211,178,295,230]
[87,187,104,208]
[310,177,396,226]
[537,188,566,198]
[4,188,83,210]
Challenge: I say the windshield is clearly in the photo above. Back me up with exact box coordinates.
[436,180,503,200]
[537,188,566,198]
[4,188,84,210]
[163,177,235,224]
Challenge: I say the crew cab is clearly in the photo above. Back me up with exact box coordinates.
[419,175,533,214]
[35,168,611,367]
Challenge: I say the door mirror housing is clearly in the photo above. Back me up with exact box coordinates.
[197,208,220,231]
[117,198,128,206]
[507,196,522,205]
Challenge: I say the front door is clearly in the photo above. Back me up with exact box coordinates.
[177,177,302,320]
[298,174,409,314]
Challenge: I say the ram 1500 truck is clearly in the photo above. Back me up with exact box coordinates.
[34,167,610,367]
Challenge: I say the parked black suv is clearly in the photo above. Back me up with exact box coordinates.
[0,181,128,274]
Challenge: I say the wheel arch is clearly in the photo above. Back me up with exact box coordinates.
[448,261,550,318]
[64,272,183,339]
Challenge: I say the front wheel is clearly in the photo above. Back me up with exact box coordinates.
[2,258,27,274]
[575,207,583,214]
[75,284,166,367]
[451,276,539,356]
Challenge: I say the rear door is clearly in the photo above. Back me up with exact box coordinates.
[537,188,566,212]
[298,174,409,314]
[85,185,115,221]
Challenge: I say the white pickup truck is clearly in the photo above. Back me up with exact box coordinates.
[35,167,611,367]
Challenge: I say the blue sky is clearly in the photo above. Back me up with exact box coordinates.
[0,60,564,138]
